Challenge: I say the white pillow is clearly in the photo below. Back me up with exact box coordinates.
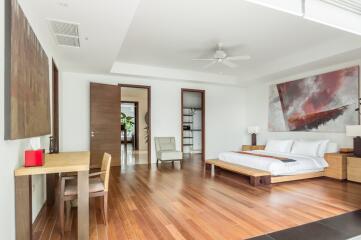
[317,140,330,157]
[325,142,339,154]
[265,140,294,153]
[291,141,321,157]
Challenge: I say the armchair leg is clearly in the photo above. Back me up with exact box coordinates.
[59,198,64,236]
[103,192,108,225]
[172,161,174,167]
[66,201,71,222]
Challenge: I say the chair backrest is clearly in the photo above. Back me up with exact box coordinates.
[100,153,112,192]
[155,137,176,158]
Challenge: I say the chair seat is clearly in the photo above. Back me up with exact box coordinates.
[64,177,105,196]
[159,150,183,161]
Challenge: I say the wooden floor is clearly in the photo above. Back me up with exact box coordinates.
[33,155,361,240]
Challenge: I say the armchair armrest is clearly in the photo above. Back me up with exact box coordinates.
[89,171,106,177]
[61,176,77,181]
[60,175,77,196]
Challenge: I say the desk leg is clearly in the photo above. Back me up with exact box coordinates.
[46,174,58,206]
[15,175,32,240]
[211,164,215,177]
[77,170,89,240]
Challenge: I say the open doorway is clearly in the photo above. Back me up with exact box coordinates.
[121,101,139,150]
[181,89,205,161]
[119,84,151,166]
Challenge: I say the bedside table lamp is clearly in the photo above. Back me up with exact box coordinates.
[346,125,361,157]
[248,126,260,146]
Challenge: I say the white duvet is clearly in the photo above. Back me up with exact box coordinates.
[218,150,329,176]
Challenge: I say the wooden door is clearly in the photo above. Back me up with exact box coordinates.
[90,83,120,167]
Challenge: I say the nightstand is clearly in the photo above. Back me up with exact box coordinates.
[347,157,361,183]
[324,153,351,180]
[242,145,265,151]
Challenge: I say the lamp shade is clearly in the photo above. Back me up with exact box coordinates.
[346,125,361,137]
[248,126,260,134]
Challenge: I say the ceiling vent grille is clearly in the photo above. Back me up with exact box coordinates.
[55,35,80,47]
[320,0,361,15]
[48,19,80,47]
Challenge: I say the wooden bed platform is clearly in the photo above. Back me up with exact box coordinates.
[205,159,324,186]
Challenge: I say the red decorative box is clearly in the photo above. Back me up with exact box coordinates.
[24,149,45,167]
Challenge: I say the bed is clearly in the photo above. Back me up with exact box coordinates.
[206,140,338,186]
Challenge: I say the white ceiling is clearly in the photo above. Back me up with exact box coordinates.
[19,0,361,86]
[18,0,140,73]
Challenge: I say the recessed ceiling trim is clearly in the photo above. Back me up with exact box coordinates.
[319,0,361,15]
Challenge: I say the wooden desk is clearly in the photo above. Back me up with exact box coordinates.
[15,152,90,240]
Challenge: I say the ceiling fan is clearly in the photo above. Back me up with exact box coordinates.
[192,43,251,69]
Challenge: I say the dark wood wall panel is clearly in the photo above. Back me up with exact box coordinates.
[5,0,50,140]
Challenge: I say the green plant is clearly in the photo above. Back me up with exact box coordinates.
[121,112,134,131]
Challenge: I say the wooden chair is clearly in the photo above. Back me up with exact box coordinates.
[59,153,112,235]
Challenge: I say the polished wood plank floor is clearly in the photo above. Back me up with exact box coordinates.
[34,155,361,240]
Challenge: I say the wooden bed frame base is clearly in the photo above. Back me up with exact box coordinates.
[205,159,324,186]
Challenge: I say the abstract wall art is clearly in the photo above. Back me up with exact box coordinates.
[5,0,51,140]
[269,66,359,132]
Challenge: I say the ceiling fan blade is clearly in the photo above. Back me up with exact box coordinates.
[227,55,251,61]
[203,60,217,69]
[222,60,238,68]
[192,58,215,61]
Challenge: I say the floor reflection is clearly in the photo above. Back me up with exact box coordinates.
[121,144,148,166]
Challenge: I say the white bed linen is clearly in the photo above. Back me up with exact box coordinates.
[218,150,328,176]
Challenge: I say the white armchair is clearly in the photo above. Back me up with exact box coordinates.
[155,137,183,167]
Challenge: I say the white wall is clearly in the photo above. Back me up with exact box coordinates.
[0,1,51,239]
[60,72,246,161]
[243,60,361,147]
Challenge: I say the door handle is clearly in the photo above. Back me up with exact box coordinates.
[91,131,95,137]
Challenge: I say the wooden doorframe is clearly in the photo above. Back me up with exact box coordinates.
[119,84,151,165]
[181,88,206,162]
[46,59,60,207]
[52,59,59,152]
[121,101,139,150]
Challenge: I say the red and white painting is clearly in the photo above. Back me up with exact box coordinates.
[269,66,359,132]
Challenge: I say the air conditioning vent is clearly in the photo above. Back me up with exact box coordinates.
[48,19,80,47]
[320,0,361,15]
[50,21,79,36]
[55,35,80,47]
